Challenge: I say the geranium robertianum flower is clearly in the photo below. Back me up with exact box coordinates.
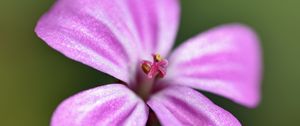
[35,0,262,126]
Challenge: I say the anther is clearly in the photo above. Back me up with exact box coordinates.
[153,54,162,62]
[141,61,151,74]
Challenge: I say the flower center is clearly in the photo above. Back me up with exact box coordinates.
[141,54,168,78]
[133,54,168,100]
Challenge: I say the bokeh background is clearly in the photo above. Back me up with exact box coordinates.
[1,0,300,125]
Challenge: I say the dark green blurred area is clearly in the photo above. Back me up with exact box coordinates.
[1,0,300,125]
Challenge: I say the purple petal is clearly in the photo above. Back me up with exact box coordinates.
[147,86,241,126]
[164,24,262,107]
[125,0,180,57]
[51,84,148,126]
[35,0,179,83]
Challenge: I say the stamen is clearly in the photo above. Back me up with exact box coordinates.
[153,54,162,62]
[141,54,168,78]
[141,61,151,74]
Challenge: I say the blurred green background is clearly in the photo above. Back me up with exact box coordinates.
[1,0,300,125]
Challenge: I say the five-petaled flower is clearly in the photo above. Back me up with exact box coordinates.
[35,0,262,126]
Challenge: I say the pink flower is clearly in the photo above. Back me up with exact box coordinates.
[35,0,261,126]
